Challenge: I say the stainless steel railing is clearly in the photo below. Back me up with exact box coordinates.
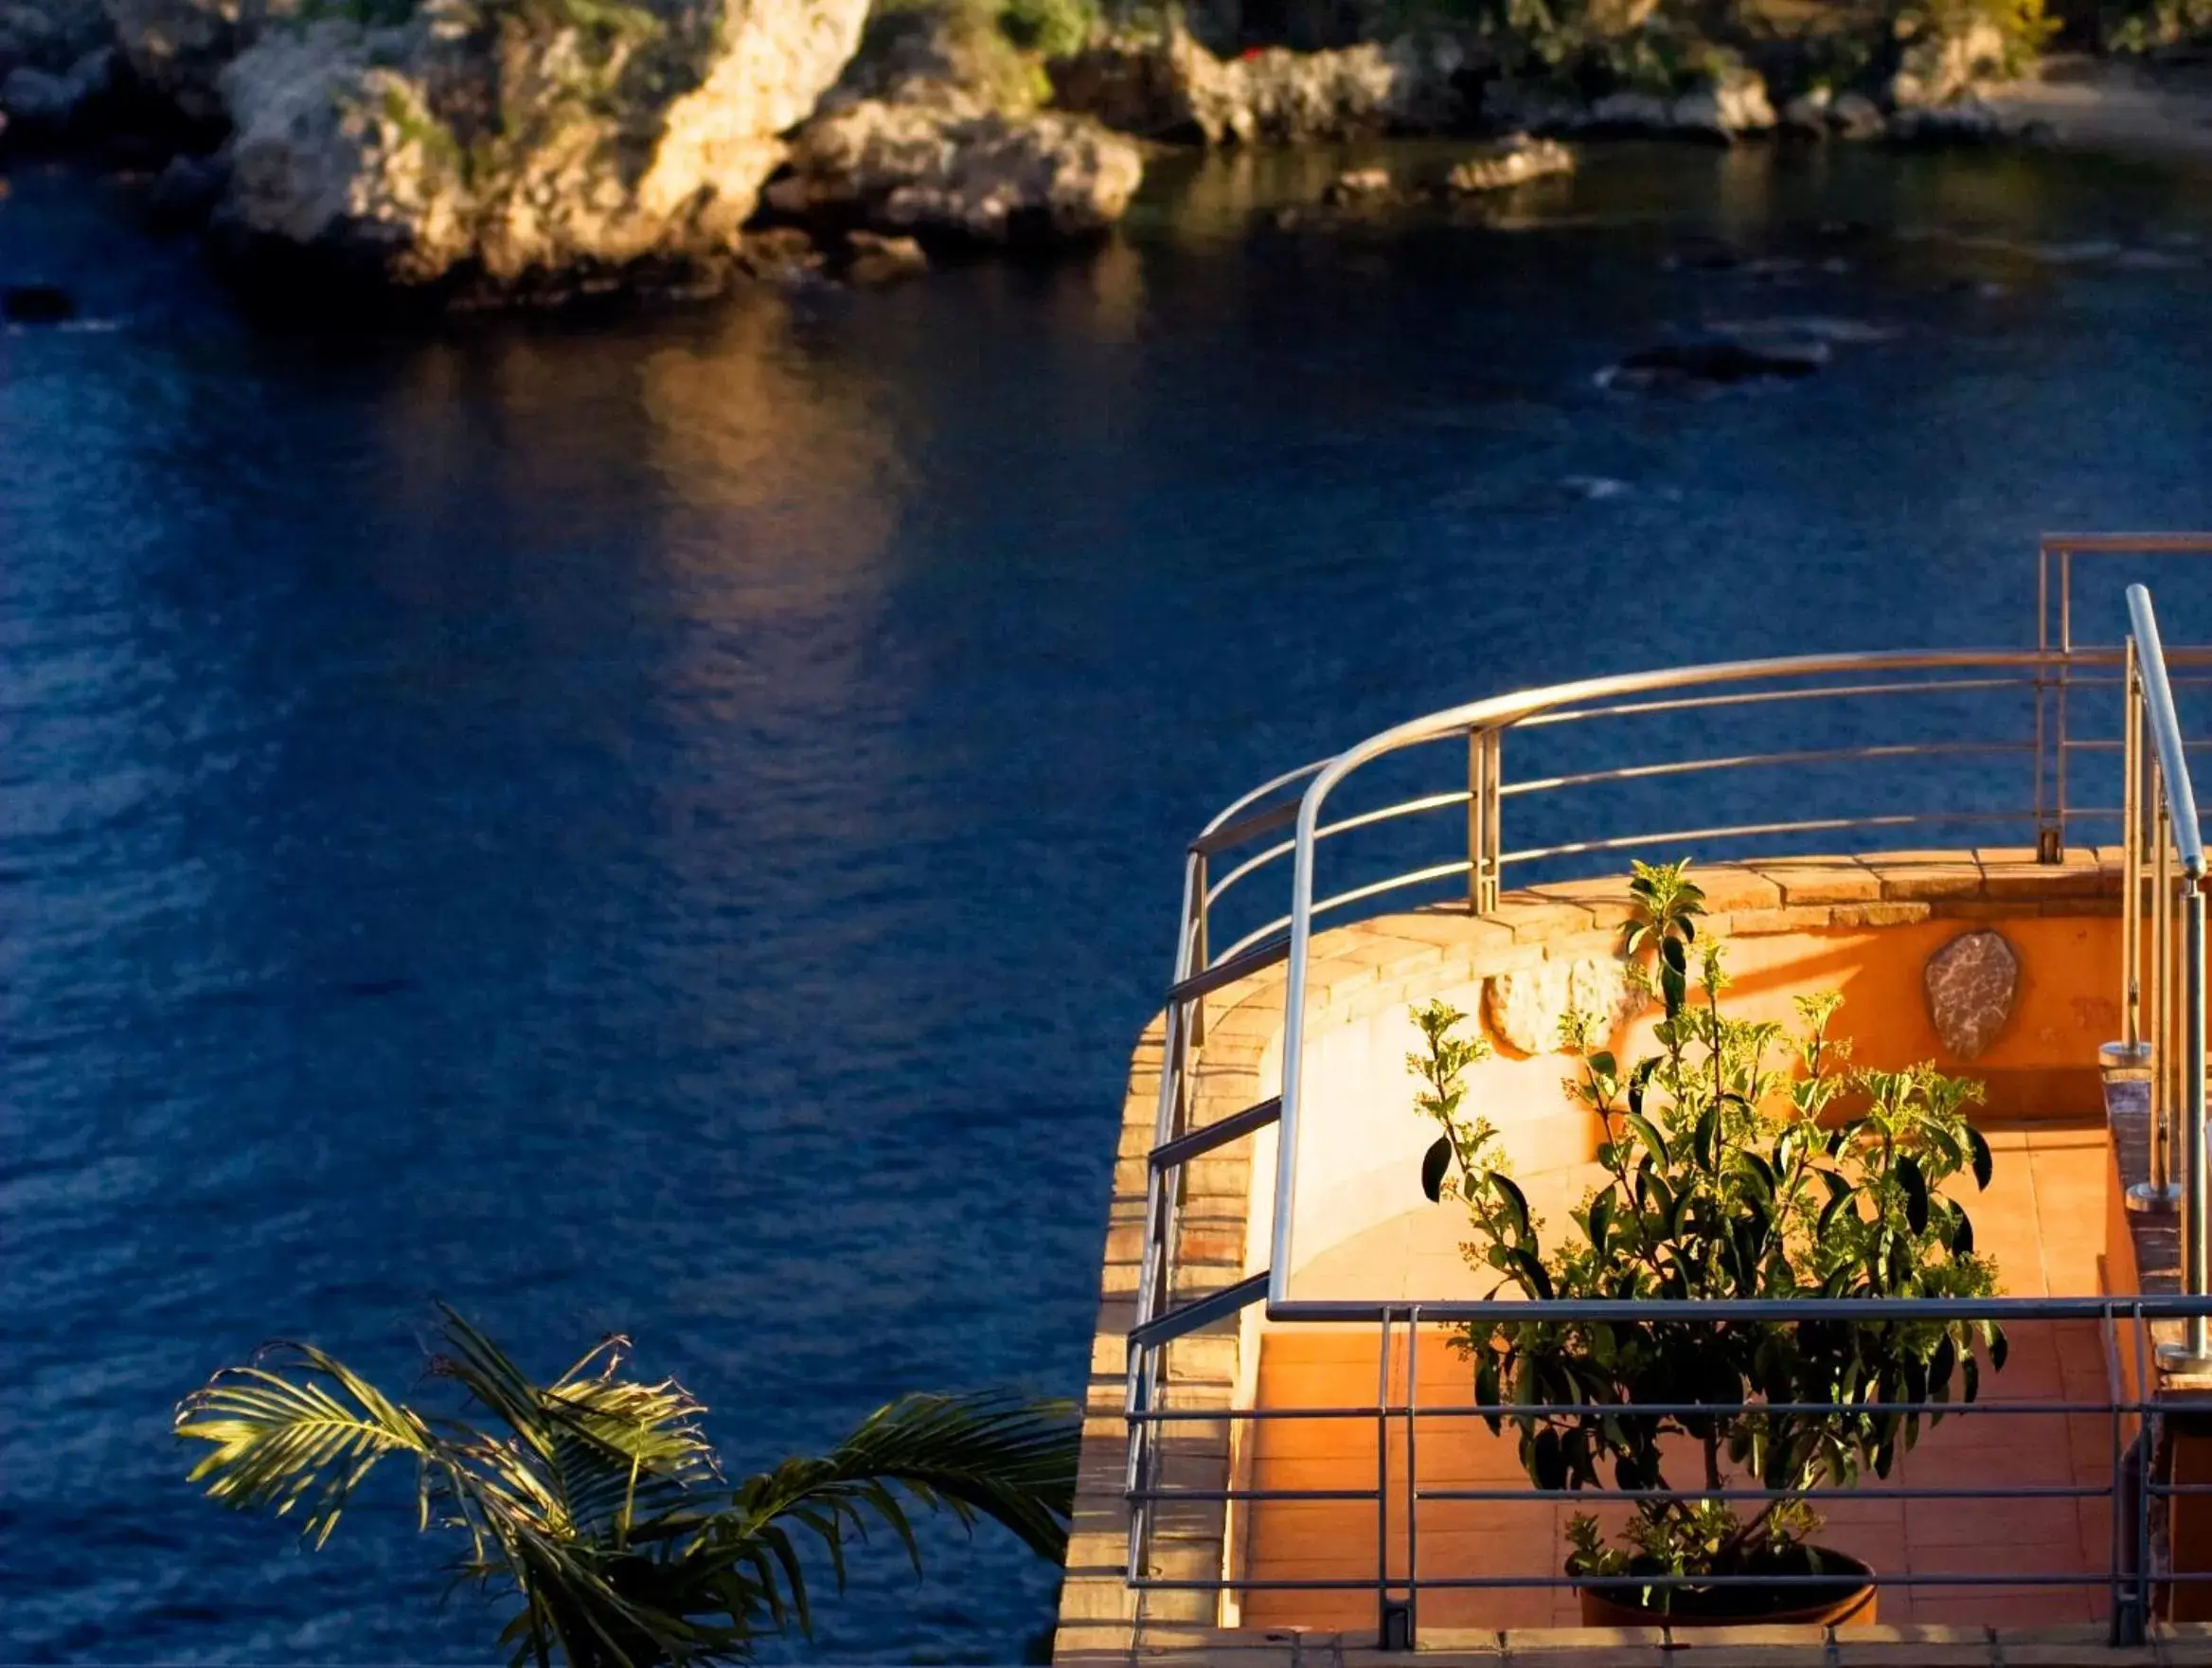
[2122,585,2212,1373]
[1128,1306,2179,1646]
[1122,545,2212,1638]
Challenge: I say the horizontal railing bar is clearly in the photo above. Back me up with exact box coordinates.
[1205,838,1297,910]
[1204,793,1472,913]
[1129,1397,2138,1424]
[1130,1488,1379,1503]
[1210,919,1293,970]
[1354,1573,2125,1590]
[1166,938,1289,1005]
[1131,1572,2131,1592]
[1189,759,1330,850]
[1133,1483,2107,1504]
[1311,859,1472,920]
[2064,737,2212,752]
[1274,1295,2198,1319]
[1520,655,2212,734]
[2044,532,2212,552]
[1126,1271,1270,1351]
[1500,810,2029,867]
[1516,675,2044,729]
[1499,742,2035,799]
[1412,1482,2106,1502]
[1149,1097,1280,1171]
[1193,798,1298,860]
[1213,860,1476,967]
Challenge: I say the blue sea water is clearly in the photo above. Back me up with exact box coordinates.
[4,137,2212,1662]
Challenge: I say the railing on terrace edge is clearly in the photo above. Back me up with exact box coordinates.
[1129,1305,2187,1649]
[2120,585,2212,1372]
[1121,541,2212,1646]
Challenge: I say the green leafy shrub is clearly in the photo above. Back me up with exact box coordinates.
[1412,859,2007,1614]
[1896,0,2058,73]
[997,0,1097,56]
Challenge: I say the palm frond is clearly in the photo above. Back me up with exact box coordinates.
[659,1391,1078,1641]
[431,1307,560,1458]
[174,1343,442,1549]
[544,1371,721,1544]
[179,1315,1075,1668]
[777,1391,1079,1562]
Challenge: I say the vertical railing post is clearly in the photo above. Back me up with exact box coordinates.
[2159,785,2175,1208]
[1403,1309,1420,1651]
[1480,731,1502,914]
[1466,728,1487,914]
[2128,642,2145,1049]
[2049,547,2073,862]
[1375,1312,1394,1645]
[2127,647,2177,1213]
[2185,873,2208,1366]
[1189,851,1208,1048]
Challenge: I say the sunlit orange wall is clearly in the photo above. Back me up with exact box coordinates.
[1277,911,2122,1286]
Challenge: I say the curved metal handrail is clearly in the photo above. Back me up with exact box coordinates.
[1122,548,2212,1632]
[1262,644,2128,1299]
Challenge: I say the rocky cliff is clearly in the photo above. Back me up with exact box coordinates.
[207,0,870,293]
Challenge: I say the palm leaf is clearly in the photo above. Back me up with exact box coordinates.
[179,1318,1075,1667]
[174,1343,443,1549]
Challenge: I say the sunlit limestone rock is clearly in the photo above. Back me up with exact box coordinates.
[1890,13,2008,109]
[780,94,1140,242]
[203,0,867,293]
[1924,929,2019,1060]
[1446,132,1572,192]
[1669,60,1774,139]
[1049,24,1466,145]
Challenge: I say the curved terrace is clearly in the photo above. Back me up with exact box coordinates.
[1058,539,2212,1668]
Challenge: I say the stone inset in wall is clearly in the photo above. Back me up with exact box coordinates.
[1484,955,1639,1055]
[1924,928,2020,1059]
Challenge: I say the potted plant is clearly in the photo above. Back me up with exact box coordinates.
[1411,859,2006,1626]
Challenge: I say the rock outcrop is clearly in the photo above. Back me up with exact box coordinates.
[0,0,113,81]
[206,0,870,293]
[1,39,120,136]
[771,9,1142,245]
[1050,24,1469,143]
[1446,131,1571,190]
[1572,58,1775,140]
[778,95,1139,241]
[104,0,279,125]
[1890,12,2009,109]
[1599,335,1828,392]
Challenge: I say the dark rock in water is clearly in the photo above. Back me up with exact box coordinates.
[0,65,73,132]
[4,283,77,323]
[1602,337,1827,391]
[1662,239,1746,272]
[144,151,226,231]
[735,225,830,290]
[1321,166,1394,206]
[843,228,927,285]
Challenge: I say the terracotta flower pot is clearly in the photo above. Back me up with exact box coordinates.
[1576,1549,1879,1629]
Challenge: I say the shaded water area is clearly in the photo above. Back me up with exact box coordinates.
[5,138,2212,1662]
